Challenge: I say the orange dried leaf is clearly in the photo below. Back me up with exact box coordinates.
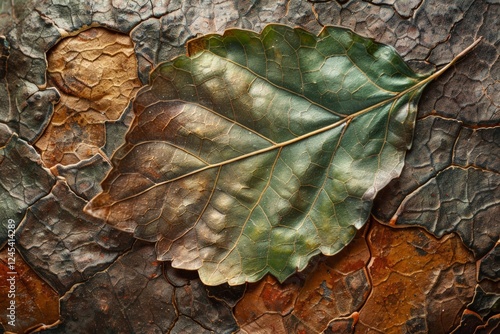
[234,231,370,333]
[36,28,141,166]
[357,222,477,333]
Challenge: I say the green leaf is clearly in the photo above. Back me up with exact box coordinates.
[85,24,479,285]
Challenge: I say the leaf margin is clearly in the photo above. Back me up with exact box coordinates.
[84,24,482,285]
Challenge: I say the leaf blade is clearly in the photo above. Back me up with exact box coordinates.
[86,25,446,285]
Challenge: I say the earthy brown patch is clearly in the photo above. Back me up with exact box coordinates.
[36,27,141,166]
[234,230,370,333]
[356,222,477,334]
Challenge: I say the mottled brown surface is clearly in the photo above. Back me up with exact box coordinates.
[35,28,141,166]
[357,222,476,333]
[235,229,369,333]
[0,0,497,333]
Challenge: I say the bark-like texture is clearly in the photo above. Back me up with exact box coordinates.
[0,1,497,333]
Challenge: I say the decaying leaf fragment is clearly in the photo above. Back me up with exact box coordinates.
[85,24,481,285]
[35,27,141,167]
[357,222,476,333]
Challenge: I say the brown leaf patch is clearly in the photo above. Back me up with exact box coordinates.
[36,27,141,166]
[357,222,477,333]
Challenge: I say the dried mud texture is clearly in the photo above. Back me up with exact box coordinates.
[42,242,241,334]
[320,0,499,290]
[389,166,499,259]
[479,242,500,282]
[51,154,111,201]
[0,126,55,246]
[452,285,500,333]
[371,0,499,290]
[35,27,141,167]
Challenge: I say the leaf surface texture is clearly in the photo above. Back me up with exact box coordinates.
[86,25,432,285]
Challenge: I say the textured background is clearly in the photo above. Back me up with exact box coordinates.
[0,0,498,333]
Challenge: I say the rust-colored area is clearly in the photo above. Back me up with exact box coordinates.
[234,274,301,326]
[36,27,141,166]
[234,231,371,333]
[290,232,370,332]
[238,313,288,334]
[357,222,477,334]
[235,221,480,333]
[324,312,359,333]
[0,247,60,333]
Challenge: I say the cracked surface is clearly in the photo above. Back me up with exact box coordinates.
[16,180,135,294]
[0,128,55,247]
[35,27,142,167]
[357,222,476,334]
[0,247,59,333]
[235,229,370,333]
[43,242,240,334]
[0,0,498,333]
